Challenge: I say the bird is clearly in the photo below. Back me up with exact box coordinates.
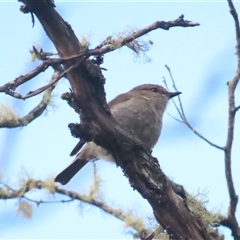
[55,84,181,185]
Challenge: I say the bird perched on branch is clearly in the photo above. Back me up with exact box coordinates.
[55,84,181,185]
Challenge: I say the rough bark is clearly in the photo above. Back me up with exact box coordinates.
[19,1,213,239]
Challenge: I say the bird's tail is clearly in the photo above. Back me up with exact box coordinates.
[54,159,88,185]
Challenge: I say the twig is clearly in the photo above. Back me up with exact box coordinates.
[0,79,55,128]
[163,76,184,120]
[0,179,152,238]
[235,105,240,113]
[0,15,199,100]
[93,15,199,56]
[167,113,184,124]
[2,57,85,100]
[163,66,224,151]
[220,0,240,238]
[0,54,84,98]
[0,177,225,238]
[23,195,74,206]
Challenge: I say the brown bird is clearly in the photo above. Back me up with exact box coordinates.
[55,84,181,185]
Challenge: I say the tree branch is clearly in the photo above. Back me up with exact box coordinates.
[16,1,212,239]
[93,14,199,56]
[163,65,224,151]
[220,0,240,238]
[0,178,153,239]
[0,56,85,100]
[0,73,57,128]
[235,105,240,113]
[0,175,226,240]
[0,14,199,100]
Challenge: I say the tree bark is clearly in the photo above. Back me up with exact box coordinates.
[19,1,213,239]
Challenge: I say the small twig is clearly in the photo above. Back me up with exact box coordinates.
[227,0,240,57]
[0,79,55,128]
[22,195,74,206]
[0,54,84,97]
[165,65,186,120]
[167,113,184,124]
[164,65,224,151]
[0,177,225,238]
[0,15,199,100]
[235,105,240,113]
[3,57,85,100]
[92,15,199,57]
[0,179,152,237]
[163,77,184,120]
[30,46,59,59]
[23,57,86,99]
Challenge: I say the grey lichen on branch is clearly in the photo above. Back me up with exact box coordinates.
[15,1,213,239]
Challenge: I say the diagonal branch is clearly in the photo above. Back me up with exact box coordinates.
[0,79,55,128]
[20,57,86,100]
[0,57,67,95]
[0,176,226,239]
[0,178,153,239]
[17,1,209,239]
[0,16,199,100]
[0,56,85,100]
[235,105,240,113]
[163,65,224,151]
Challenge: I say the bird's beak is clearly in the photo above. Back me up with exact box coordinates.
[169,91,182,99]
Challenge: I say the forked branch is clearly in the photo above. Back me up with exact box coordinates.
[163,65,224,151]
[220,0,240,238]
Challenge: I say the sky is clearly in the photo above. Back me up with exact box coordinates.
[0,1,240,239]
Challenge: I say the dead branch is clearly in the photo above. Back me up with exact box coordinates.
[15,0,211,239]
[163,65,224,151]
[0,55,86,100]
[0,15,199,100]
[235,105,240,113]
[0,80,55,128]
[220,0,240,239]
[93,14,199,56]
[0,178,153,239]
[0,176,226,240]
[162,1,240,237]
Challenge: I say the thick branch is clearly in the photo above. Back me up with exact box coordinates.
[18,1,211,239]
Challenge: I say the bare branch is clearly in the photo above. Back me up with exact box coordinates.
[167,113,184,124]
[163,65,224,151]
[227,0,240,58]
[0,81,55,128]
[220,0,240,238]
[0,178,153,238]
[93,15,199,57]
[0,61,49,95]
[18,2,210,238]
[235,105,240,113]
[0,15,199,100]
[0,177,226,239]
[20,59,84,100]
[0,57,85,100]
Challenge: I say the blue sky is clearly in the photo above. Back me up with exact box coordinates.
[0,1,239,239]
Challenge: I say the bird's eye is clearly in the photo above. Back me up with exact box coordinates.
[151,88,158,92]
